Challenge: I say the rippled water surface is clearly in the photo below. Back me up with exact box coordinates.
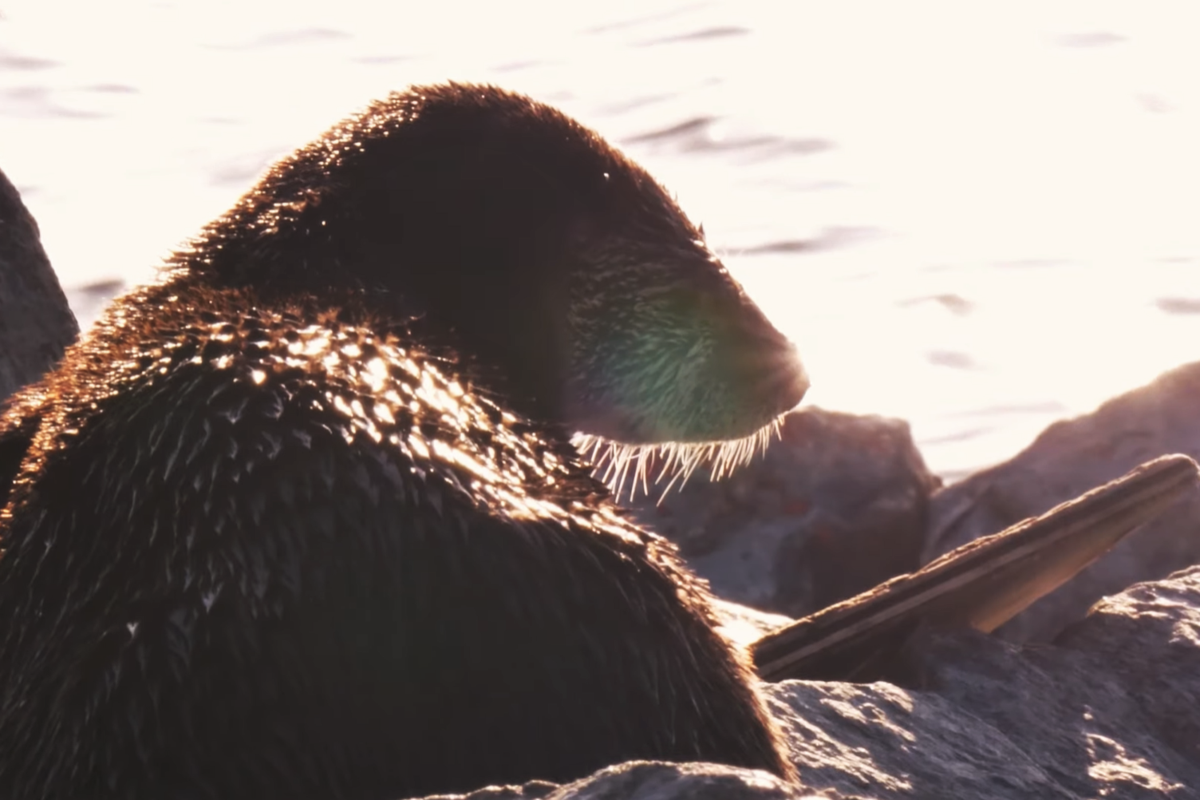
[3,1,1199,479]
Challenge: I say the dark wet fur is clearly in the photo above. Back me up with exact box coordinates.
[0,84,795,799]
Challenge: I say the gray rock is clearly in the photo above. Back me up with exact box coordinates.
[0,168,78,402]
[626,408,940,619]
[771,566,1200,798]
[924,361,1200,642]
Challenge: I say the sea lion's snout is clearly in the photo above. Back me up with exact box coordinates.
[706,299,810,440]
[564,245,810,448]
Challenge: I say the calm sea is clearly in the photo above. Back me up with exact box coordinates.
[3,0,1199,480]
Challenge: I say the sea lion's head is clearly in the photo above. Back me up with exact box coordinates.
[185,82,808,487]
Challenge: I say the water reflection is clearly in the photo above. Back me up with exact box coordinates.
[1,0,1198,480]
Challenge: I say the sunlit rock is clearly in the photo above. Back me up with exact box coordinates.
[770,573,1200,796]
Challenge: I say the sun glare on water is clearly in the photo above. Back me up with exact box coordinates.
[2,0,1198,480]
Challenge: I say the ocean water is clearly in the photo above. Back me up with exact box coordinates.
[2,0,1198,480]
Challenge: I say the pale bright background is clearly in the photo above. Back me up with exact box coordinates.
[3,0,1199,480]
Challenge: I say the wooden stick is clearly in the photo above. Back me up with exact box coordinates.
[752,453,1200,682]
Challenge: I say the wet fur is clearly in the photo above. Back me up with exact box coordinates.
[0,84,798,799]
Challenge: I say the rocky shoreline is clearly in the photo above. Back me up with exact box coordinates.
[3,174,1198,799]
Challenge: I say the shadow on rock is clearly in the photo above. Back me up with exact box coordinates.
[0,170,78,407]
[624,408,941,619]
[0,168,78,402]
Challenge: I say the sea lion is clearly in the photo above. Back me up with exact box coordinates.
[0,83,808,799]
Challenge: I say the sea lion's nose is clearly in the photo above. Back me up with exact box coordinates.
[762,340,808,412]
[780,343,810,409]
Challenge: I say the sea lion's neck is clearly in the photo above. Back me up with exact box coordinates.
[155,264,573,433]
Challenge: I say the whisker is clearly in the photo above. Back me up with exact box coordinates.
[572,414,786,504]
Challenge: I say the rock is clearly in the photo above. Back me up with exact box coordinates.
[1055,570,1200,770]
[767,567,1200,799]
[924,361,1200,643]
[625,408,941,618]
[410,762,815,800]
[769,680,1080,799]
[0,168,78,402]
